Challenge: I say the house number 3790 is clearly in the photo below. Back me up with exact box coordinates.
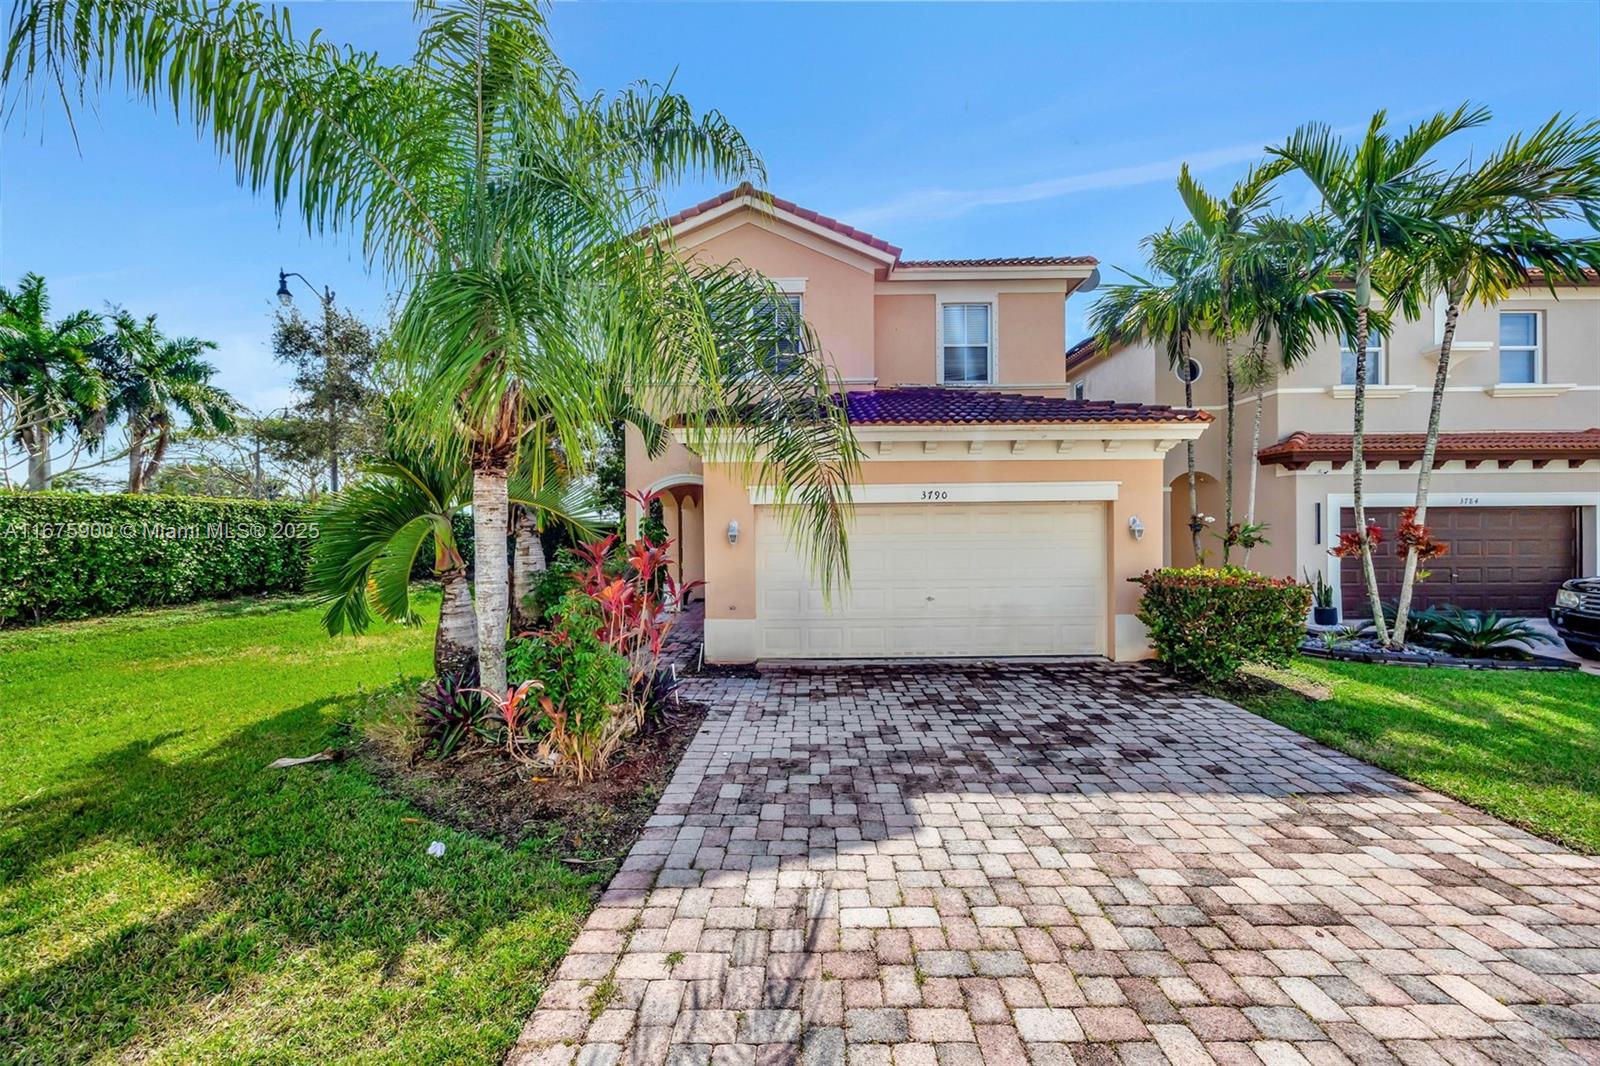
[920,489,950,501]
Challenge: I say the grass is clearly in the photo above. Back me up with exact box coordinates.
[1229,657,1600,853]
[0,593,595,1064]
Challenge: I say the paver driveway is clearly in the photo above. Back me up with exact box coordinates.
[509,663,1600,1066]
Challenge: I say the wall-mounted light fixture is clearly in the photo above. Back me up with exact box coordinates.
[727,519,740,545]
[1128,515,1145,541]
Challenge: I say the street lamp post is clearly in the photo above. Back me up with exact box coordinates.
[274,269,342,493]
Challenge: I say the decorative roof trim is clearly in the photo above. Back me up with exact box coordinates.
[839,387,1210,427]
[662,185,1095,279]
[1258,429,1600,470]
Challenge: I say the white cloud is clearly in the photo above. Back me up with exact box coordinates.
[844,138,1275,228]
[851,137,1273,227]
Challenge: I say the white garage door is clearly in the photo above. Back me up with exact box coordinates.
[756,501,1107,659]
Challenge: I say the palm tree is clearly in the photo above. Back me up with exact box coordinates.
[8,0,858,695]
[1089,225,1217,561]
[0,273,103,489]
[1381,117,1600,644]
[1269,107,1491,642]
[1233,219,1359,567]
[311,434,602,676]
[96,311,236,492]
[1173,164,1280,564]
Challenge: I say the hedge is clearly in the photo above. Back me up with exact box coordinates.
[1133,566,1312,684]
[0,491,317,625]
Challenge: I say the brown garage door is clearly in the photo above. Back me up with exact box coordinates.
[1340,506,1578,616]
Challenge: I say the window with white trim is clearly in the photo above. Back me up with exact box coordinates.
[1072,381,1086,400]
[940,303,991,384]
[1498,311,1541,383]
[1339,331,1384,385]
[755,293,804,370]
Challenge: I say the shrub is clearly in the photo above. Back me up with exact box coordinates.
[1134,566,1313,683]
[524,547,586,627]
[513,593,631,782]
[1424,606,1552,659]
[0,491,314,625]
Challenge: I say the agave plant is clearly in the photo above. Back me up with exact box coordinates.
[1423,606,1554,659]
[1362,600,1443,641]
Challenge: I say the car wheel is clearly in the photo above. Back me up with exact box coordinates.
[1565,639,1600,662]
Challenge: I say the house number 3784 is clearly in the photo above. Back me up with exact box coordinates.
[920,489,950,501]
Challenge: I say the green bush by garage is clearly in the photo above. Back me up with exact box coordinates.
[1135,565,1313,683]
[0,491,317,625]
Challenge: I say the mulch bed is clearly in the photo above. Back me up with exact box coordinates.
[1300,640,1576,671]
[358,696,707,865]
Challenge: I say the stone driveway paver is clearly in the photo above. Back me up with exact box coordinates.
[507,663,1600,1066]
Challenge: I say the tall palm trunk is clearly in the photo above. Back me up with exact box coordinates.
[23,422,50,490]
[1180,332,1201,562]
[435,564,479,677]
[1220,285,1237,565]
[511,507,546,633]
[1222,350,1236,564]
[139,424,171,491]
[1350,289,1390,643]
[471,463,511,694]
[1392,298,1459,645]
[127,428,144,492]
[1243,377,1265,569]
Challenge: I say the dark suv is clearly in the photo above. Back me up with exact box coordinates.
[1550,577,1600,661]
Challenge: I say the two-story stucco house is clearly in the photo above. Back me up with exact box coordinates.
[626,185,1210,664]
[1067,273,1600,618]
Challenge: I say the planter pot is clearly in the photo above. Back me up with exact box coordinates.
[1312,606,1339,626]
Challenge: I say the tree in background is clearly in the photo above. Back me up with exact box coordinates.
[1173,164,1280,564]
[1089,225,1217,561]
[95,310,236,492]
[1381,117,1600,644]
[311,432,602,676]
[7,0,859,696]
[271,305,382,494]
[1232,219,1358,567]
[0,272,103,489]
[1271,107,1491,643]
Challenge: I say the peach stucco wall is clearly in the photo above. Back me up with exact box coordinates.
[681,221,877,382]
[699,457,1168,662]
[623,424,704,538]
[873,293,937,387]
[996,292,1069,388]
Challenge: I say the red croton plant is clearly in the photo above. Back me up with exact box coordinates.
[567,489,703,719]
[1395,506,1449,566]
[1329,520,1383,560]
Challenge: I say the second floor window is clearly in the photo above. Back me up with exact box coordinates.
[1340,331,1384,385]
[1499,312,1541,383]
[756,293,804,370]
[941,303,991,384]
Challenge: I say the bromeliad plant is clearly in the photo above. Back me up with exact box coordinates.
[472,679,543,763]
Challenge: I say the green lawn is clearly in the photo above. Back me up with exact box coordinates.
[0,594,593,1064]
[1232,657,1600,853]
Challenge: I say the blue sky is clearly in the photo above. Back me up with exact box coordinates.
[4,1,1598,413]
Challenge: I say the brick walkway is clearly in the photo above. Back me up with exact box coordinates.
[508,663,1600,1066]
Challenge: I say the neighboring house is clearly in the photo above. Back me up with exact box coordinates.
[1067,273,1600,617]
[627,185,1210,663]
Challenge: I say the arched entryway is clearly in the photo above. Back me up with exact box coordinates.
[637,476,705,603]
[1167,469,1224,568]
